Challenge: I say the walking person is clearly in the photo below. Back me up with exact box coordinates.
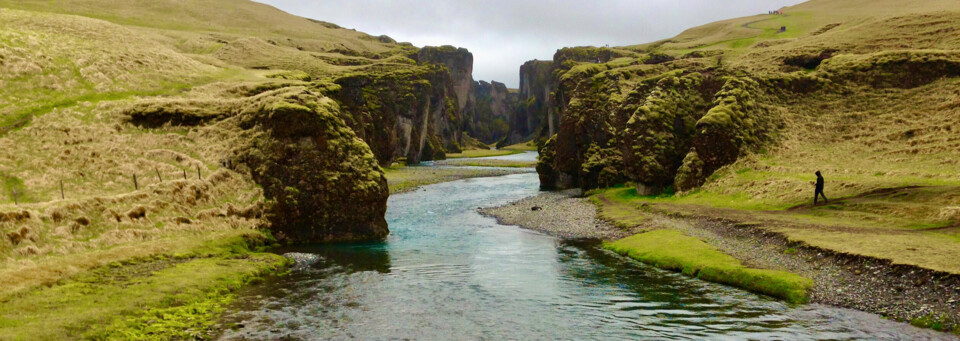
[814,171,828,205]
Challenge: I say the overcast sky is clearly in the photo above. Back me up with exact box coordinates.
[256,0,804,88]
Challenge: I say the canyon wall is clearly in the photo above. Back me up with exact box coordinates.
[513,60,554,144]
[465,80,517,143]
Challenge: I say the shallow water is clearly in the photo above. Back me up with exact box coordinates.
[219,172,955,340]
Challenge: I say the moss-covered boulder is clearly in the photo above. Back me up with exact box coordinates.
[235,87,388,243]
[124,85,390,244]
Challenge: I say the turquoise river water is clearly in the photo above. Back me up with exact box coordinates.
[218,161,954,340]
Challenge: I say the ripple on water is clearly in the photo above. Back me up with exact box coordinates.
[218,173,957,341]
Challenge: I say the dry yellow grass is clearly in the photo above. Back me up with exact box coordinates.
[0,0,420,303]
[0,0,443,336]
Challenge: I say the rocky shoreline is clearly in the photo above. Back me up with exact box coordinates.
[480,190,640,240]
[481,191,960,334]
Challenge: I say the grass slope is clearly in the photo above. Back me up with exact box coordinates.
[0,0,419,337]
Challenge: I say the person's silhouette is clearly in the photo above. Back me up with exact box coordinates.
[814,171,828,205]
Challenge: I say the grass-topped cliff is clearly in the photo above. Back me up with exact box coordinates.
[0,0,481,338]
[530,0,960,331]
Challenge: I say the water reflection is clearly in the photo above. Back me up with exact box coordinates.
[276,243,391,274]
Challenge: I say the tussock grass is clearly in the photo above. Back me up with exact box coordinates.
[605,229,813,304]
[0,8,220,131]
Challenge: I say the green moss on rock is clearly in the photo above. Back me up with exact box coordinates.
[620,74,711,192]
[234,86,389,243]
[692,77,773,175]
[674,148,705,192]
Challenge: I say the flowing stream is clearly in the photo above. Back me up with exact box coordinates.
[218,159,953,340]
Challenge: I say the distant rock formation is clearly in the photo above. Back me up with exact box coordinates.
[513,60,554,143]
[464,80,517,143]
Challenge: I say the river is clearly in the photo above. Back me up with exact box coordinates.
[218,159,954,340]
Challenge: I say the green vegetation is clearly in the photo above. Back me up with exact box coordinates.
[592,183,960,275]
[384,164,525,193]
[910,314,960,334]
[534,0,960,289]
[446,149,523,159]
[500,141,538,151]
[0,0,417,336]
[589,193,648,229]
[605,229,812,304]
[446,160,535,168]
[0,231,288,340]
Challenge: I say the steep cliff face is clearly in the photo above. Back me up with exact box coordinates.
[333,63,462,165]
[513,60,554,143]
[234,87,389,242]
[465,80,517,143]
[416,46,474,114]
[411,45,519,145]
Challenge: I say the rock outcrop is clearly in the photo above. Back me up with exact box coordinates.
[125,85,390,243]
[465,80,517,143]
[333,64,462,165]
[513,60,554,143]
[534,46,776,193]
[235,87,389,242]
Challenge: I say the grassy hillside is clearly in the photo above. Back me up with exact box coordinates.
[535,0,960,330]
[0,1,427,338]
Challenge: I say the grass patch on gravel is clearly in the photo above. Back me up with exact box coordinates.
[910,314,960,334]
[445,149,524,159]
[438,160,536,168]
[604,229,813,304]
[383,165,525,193]
[499,141,538,151]
[0,231,288,340]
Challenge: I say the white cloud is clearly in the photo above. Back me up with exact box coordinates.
[256,0,803,87]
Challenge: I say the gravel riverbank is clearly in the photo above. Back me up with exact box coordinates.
[479,190,642,240]
[482,191,960,335]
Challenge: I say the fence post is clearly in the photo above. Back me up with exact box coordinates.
[197,165,201,180]
[156,168,162,183]
[183,169,187,180]
[60,179,65,200]
[12,189,18,205]
[134,174,138,190]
